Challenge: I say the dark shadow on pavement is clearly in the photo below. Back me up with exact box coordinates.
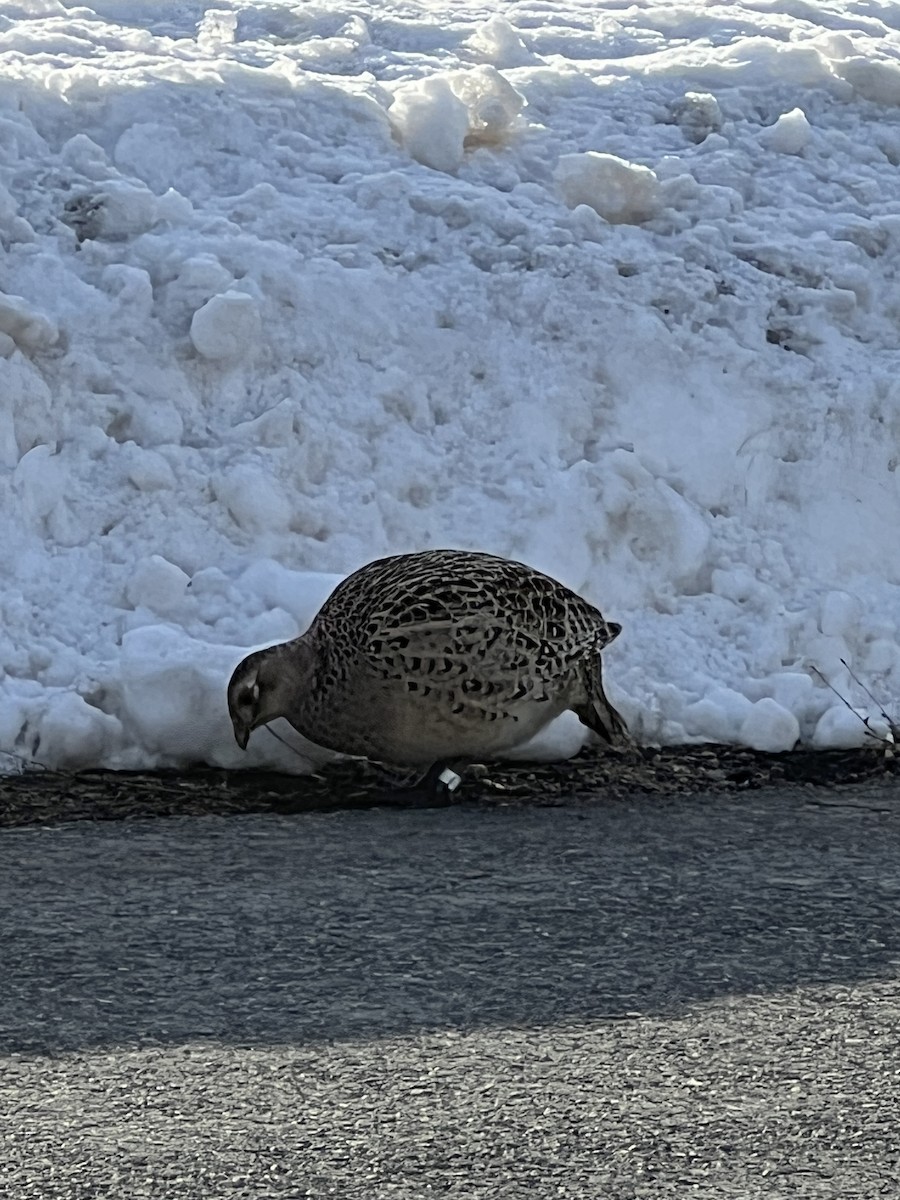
[1,789,898,1053]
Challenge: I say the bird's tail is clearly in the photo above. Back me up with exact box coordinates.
[573,655,629,747]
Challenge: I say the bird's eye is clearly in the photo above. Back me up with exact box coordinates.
[238,683,260,707]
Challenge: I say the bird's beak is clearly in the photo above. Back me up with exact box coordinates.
[232,719,251,751]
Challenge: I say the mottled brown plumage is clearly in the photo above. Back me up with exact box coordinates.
[228,549,627,769]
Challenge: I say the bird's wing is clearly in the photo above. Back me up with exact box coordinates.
[358,608,595,708]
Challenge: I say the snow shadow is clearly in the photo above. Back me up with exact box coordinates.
[1,791,898,1053]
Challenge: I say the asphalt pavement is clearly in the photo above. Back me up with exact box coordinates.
[1,786,899,1198]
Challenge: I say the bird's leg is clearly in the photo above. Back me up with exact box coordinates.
[369,761,422,790]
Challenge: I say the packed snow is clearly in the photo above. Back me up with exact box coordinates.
[2,0,900,773]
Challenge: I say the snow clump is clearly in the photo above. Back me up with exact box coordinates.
[390,67,525,172]
[760,108,812,154]
[190,292,262,361]
[739,699,801,754]
[554,153,663,224]
[463,16,536,68]
[670,92,724,144]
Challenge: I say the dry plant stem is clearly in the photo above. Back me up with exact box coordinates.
[839,658,899,743]
[810,664,896,752]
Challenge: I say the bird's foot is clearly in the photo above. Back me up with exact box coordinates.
[363,760,465,807]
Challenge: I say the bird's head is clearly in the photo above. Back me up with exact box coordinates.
[227,639,317,751]
[226,647,284,750]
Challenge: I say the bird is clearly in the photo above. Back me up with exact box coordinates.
[228,549,628,792]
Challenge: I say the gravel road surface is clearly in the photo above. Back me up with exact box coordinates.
[2,785,899,1198]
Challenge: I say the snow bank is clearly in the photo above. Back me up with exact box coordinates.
[1,0,900,773]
